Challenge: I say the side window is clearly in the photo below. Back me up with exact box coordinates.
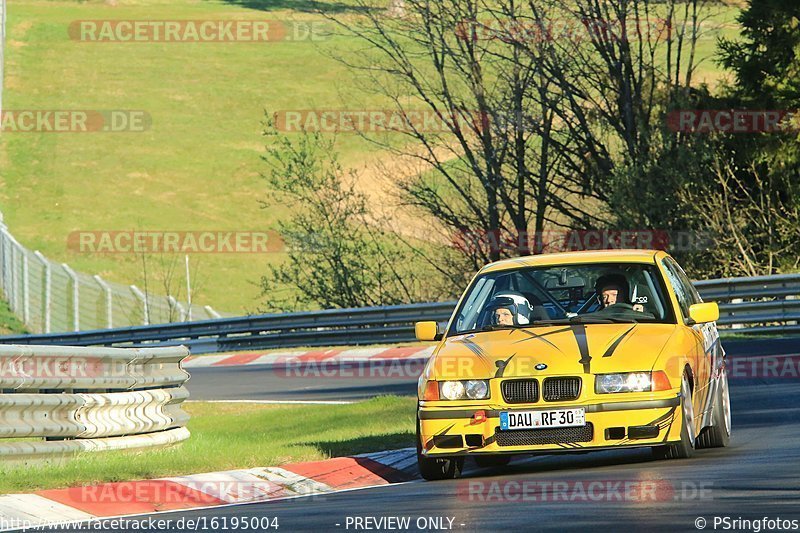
[456,277,495,331]
[661,259,692,322]
[670,259,703,305]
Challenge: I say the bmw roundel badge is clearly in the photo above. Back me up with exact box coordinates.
[535,363,547,371]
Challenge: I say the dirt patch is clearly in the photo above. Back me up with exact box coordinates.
[348,144,457,245]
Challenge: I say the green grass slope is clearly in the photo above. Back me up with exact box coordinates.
[0,0,741,315]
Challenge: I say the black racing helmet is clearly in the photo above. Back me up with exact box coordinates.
[594,272,630,304]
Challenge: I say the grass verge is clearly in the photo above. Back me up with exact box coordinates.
[0,290,27,334]
[0,396,416,494]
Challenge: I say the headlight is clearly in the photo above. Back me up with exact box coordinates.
[595,372,652,394]
[465,380,489,399]
[440,381,465,400]
[439,380,490,400]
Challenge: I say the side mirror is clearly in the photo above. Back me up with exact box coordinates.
[415,321,442,342]
[688,302,719,325]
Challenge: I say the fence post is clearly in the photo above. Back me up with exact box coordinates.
[62,264,80,331]
[34,251,50,333]
[131,285,149,325]
[0,221,6,295]
[20,246,29,324]
[168,296,186,322]
[0,221,7,297]
[6,232,15,312]
[94,274,113,329]
[7,235,28,323]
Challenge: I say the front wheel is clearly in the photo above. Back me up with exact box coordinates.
[417,417,464,481]
[653,373,696,460]
[697,367,731,449]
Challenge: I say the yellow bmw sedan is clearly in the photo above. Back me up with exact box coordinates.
[415,249,731,480]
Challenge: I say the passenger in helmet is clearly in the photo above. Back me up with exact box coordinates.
[485,292,532,327]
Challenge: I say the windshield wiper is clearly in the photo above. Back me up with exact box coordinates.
[480,324,518,331]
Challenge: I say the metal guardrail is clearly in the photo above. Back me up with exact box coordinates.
[695,274,800,334]
[0,345,190,461]
[0,302,456,353]
[0,275,797,353]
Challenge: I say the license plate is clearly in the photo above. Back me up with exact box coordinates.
[500,408,586,431]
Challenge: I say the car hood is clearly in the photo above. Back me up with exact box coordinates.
[428,323,680,379]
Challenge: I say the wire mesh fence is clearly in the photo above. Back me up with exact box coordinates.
[0,216,222,333]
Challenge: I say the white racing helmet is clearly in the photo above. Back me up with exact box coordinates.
[488,292,533,325]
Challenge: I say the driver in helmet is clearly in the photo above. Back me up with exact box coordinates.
[487,292,532,327]
[596,273,630,309]
[594,273,652,317]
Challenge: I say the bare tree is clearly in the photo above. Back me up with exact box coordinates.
[324,0,595,268]
[683,155,800,277]
[513,0,712,229]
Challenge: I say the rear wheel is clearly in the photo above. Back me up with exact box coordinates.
[697,367,731,449]
[416,417,464,481]
[474,455,512,468]
[653,373,696,460]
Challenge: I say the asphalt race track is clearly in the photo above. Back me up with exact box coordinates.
[43,337,800,532]
[185,359,424,401]
[186,337,799,402]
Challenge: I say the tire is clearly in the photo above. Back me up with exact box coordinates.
[653,372,696,460]
[416,417,464,481]
[696,367,731,449]
[474,455,512,468]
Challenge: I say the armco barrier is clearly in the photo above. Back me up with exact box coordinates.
[0,275,798,353]
[0,345,190,462]
[695,274,800,334]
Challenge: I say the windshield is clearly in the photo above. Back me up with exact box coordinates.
[449,262,675,335]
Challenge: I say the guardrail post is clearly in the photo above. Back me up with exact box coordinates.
[131,284,150,325]
[94,274,113,329]
[730,298,743,329]
[62,264,80,331]
[34,251,50,333]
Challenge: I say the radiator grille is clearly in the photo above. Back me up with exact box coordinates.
[542,377,582,401]
[501,379,539,404]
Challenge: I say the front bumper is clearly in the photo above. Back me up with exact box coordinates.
[418,395,682,456]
